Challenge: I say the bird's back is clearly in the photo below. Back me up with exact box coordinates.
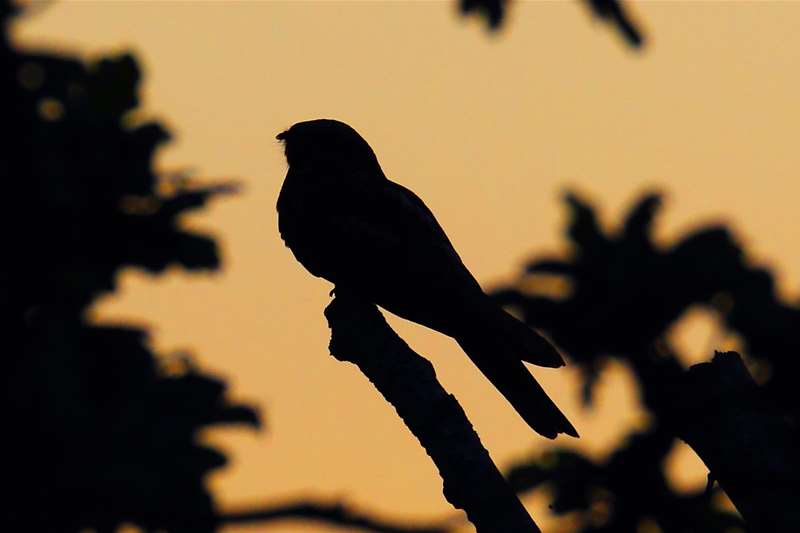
[277,167,486,335]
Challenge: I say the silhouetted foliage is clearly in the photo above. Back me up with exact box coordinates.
[460,0,506,31]
[459,0,644,47]
[2,5,460,533]
[221,500,450,533]
[0,4,260,532]
[585,0,643,48]
[494,191,800,531]
[508,427,742,532]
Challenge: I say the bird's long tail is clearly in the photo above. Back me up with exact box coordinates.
[455,307,578,439]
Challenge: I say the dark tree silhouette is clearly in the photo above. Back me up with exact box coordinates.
[507,426,743,532]
[1,4,448,533]
[1,3,258,531]
[459,0,506,31]
[459,0,644,47]
[492,191,800,531]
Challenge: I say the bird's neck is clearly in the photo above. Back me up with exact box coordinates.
[281,164,386,212]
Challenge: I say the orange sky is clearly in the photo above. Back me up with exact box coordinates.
[13,2,800,531]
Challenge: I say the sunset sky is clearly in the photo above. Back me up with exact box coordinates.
[13,2,800,531]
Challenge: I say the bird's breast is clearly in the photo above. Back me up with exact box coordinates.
[277,175,344,280]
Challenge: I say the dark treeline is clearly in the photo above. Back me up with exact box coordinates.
[1,2,259,531]
[0,3,450,533]
[495,192,798,531]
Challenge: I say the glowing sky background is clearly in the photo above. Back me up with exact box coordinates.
[13,2,800,531]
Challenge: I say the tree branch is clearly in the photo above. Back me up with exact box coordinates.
[651,351,800,532]
[218,500,450,533]
[324,293,540,533]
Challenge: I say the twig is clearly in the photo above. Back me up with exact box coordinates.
[324,293,540,533]
[586,0,644,48]
[218,500,450,533]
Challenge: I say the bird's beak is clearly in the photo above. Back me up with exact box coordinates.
[276,130,288,141]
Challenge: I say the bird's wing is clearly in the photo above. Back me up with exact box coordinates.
[310,176,485,333]
[382,180,466,266]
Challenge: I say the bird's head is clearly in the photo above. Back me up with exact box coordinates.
[276,119,382,175]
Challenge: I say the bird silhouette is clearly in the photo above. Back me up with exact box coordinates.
[276,119,577,439]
